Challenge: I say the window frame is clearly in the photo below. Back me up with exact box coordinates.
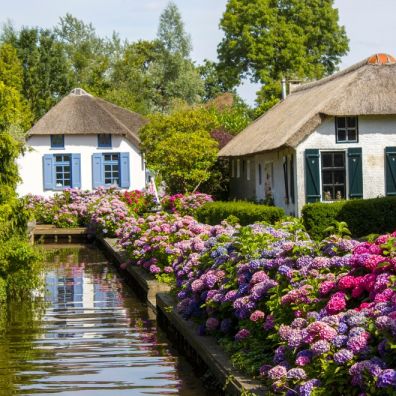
[320,150,347,201]
[97,134,112,148]
[335,116,359,144]
[53,153,72,190]
[103,153,120,187]
[50,134,64,149]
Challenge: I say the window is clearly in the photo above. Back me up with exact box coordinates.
[92,152,130,189]
[321,151,346,201]
[246,160,251,181]
[43,154,80,190]
[336,117,358,143]
[231,160,235,178]
[54,154,71,188]
[258,164,262,185]
[51,134,64,148]
[98,134,112,148]
[236,159,240,178]
[103,153,120,185]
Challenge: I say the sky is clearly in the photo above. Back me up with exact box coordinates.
[0,0,395,104]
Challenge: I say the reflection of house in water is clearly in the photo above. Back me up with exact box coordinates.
[45,265,126,340]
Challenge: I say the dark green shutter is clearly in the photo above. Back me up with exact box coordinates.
[348,148,363,199]
[305,149,320,203]
[290,154,295,204]
[385,147,396,196]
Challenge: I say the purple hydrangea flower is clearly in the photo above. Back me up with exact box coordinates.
[334,349,354,364]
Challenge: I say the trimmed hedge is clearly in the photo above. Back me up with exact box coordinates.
[196,201,285,226]
[302,196,396,240]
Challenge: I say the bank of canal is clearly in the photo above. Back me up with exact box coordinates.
[0,244,208,396]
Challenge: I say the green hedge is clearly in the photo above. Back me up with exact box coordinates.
[196,201,285,226]
[302,196,396,240]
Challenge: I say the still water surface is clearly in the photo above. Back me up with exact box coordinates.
[0,245,206,396]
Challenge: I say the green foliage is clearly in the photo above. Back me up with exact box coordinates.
[217,0,349,109]
[157,1,191,57]
[323,220,351,239]
[196,201,285,225]
[302,196,396,240]
[0,132,22,196]
[141,106,220,193]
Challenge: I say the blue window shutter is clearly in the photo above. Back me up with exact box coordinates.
[120,152,130,189]
[305,149,320,203]
[43,154,54,190]
[71,154,81,188]
[92,154,104,188]
[348,148,363,198]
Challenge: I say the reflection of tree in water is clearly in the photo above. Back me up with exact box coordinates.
[0,299,48,395]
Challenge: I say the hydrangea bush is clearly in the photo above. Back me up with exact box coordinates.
[117,215,396,395]
[161,192,213,216]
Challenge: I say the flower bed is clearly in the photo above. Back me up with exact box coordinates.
[117,215,396,395]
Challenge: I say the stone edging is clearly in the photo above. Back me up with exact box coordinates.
[96,236,266,395]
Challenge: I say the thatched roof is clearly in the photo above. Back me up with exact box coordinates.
[28,88,147,147]
[219,53,396,157]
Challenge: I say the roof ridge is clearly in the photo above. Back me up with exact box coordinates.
[292,57,370,94]
[93,97,141,146]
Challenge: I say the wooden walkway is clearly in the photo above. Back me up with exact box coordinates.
[32,224,90,243]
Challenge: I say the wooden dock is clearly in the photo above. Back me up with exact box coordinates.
[32,224,91,243]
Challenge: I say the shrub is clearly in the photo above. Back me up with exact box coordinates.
[196,201,285,225]
[302,197,396,240]
[161,192,213,216]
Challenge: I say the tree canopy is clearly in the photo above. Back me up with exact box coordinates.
[217,0,349,110]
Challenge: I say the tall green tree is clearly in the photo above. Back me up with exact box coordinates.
[153,2,203,111]
[157,1,191,57]
[217,0,349,111]
[1,24,71,120]
[0,43,32,131]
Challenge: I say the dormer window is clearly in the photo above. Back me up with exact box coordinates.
[336,117,358,143]
[98,134,112,148]
[50,134,64,149]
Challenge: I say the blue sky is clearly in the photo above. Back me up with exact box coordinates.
[1,0,395,104]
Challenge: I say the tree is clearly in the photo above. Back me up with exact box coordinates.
[157,1,191,57]
[140,106,220,193]
[0,43,32,131]
[217,0,349,109]
[1,24,71,120]
[198,59,230,101]
[153,2,203,112]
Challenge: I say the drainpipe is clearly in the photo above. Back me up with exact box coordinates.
[281,78,287,100]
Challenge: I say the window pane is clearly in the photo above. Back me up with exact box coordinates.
[334,153,345,167]
[347,117,356,128]
[334,170,345,184]
[322,171,332,184]
[322,153,333,168]
[337,129,346,141]
[64,180,71,186]
[337,117,346,128]
[348,129,357,141]
[104,154,111,161]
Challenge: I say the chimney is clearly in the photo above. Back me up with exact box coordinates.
[281,78,287,100]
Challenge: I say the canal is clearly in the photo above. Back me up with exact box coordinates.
[0,245,208,396]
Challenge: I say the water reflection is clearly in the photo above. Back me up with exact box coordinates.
[0,245,206,396]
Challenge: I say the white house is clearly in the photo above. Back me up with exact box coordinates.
[219,53,396,216]
[17,88,147,196]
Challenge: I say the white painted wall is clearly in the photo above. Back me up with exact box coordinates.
[295,115,396,214]
[17,134,146,197]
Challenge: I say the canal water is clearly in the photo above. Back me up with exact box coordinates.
[0,245,207,396]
